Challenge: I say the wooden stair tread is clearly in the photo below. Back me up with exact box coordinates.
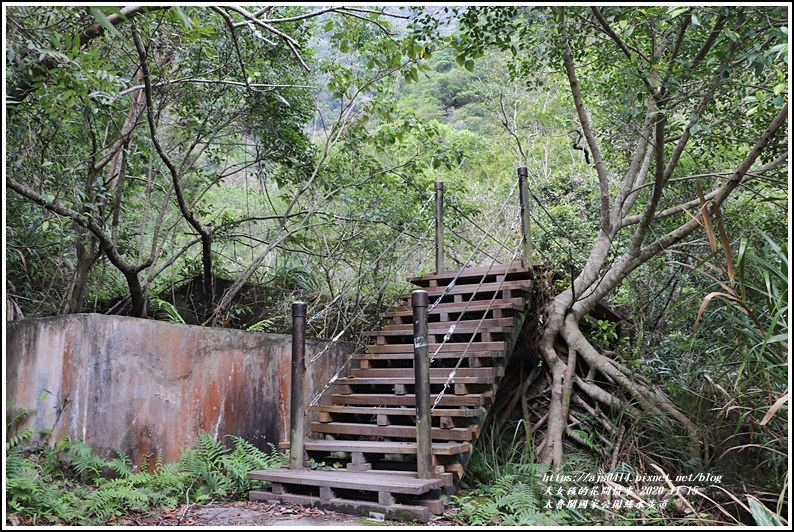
[277,439,470,455]
[354,351,505,360]
[310,405,480,417]
[364,326,514,338]
[350,367,503,379]
[311,422,476,441]
[382,299,527,318]
[396,280,532,299]
[248,467,442,494]
[333,375,497,385]
[380,317,516,333]
[366,341,507,353]
[409,264,531,286]
[331,392,492,407]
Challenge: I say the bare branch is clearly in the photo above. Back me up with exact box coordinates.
[560,14,610,232]
[640,103,787,262]
[133,25,214,296]
[223,5,310,71]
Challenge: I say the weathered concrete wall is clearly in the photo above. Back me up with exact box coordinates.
[5,314,353,467]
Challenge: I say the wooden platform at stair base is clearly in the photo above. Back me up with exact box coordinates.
[248,468,446,521]
[277,440,470,477]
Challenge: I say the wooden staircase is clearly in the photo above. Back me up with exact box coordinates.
[249,262,534,521]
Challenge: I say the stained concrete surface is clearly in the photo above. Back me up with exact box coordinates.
[6,313,354,467]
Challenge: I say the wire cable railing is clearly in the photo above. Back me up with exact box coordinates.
[431,240,524,412]
[305,194,435,329]
[427,181,519,315]
[297,168,536,419]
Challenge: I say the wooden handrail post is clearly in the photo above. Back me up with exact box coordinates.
[412,290,433,479]
[289,301,306,470]
[435,181,445,274]
[518,167,532,267]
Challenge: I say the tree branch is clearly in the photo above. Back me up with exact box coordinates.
[132,25,215,298]
[560,11,610,232]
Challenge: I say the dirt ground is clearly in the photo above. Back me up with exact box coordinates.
[110,501,466,527]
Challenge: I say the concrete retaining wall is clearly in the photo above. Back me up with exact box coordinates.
[5,313,353,467]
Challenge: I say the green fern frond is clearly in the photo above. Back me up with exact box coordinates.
[152,298,186,324]
[7,427,33,450]
[101,446,135,480]
[6,404,37,433]
[196,432,227,465]
[247,317,276,332]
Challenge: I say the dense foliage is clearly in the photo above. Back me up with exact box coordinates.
[5,421,286,525]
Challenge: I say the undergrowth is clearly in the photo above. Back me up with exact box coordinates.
[5,426,287,525]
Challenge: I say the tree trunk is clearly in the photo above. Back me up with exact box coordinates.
[61,230,101,314]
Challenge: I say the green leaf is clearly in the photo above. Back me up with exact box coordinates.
[669,6,689,18]
[747,496,783,526]
[89,7,121,37]
[464,59,474,72]
[173,7,193,28]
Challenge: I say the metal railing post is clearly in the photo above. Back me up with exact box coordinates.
[435,181,445,274]
[289,301,306,470]
[412,290,433,479]
[518,167,532,267]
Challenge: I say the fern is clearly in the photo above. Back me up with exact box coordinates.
[63,440,106,483]
[247,317,276,332]
[107,447,133,478]
[151,298,186,324]
[6,402,37,434]
[7,427,33,450]
[80,480,152,523]
[6,430,289,525]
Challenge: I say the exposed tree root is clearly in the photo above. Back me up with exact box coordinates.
[489,302,703,476]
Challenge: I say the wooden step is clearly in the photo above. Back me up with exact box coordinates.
[248,468,444,520]
[333,373,497,385]
[366,341,507,354]
[382,298,527,318]
[276,440,464,478]
[380,317,516,333]
[354,350,505,361]
[396,280,532,300]
[310,405,480,418]
[349,367,503,379]
[331,392,492,407]
[248,467,443,494]
[409,263,531,287]
[311,422,476,441]
[364,325,515,339]
[278,439,471,456]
